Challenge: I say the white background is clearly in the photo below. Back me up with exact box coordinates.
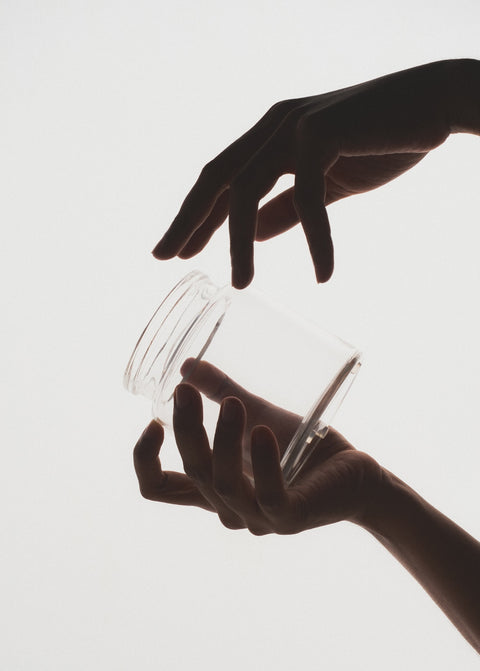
[2,1,480,668]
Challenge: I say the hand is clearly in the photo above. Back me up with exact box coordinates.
[180,358,303,462]
[133,361,384,535]
[153,60,457,288]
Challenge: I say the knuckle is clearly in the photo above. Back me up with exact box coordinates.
[173,415,200,435]
[218,513,245,531]
[230,169,253,195]
[138,473,169,501]
[257,493,283,511]
[270,512,299,535]
[183,462,210,483]
[256,499,301,535]
[293,184,323,215]
[199,159,223,185]
[209,375,237,403]
[231,170,266,205]
[133,443,149,462]
[276,523,300,536]
[269,519,287,535]
[295,110,317,138]
[284,104,310,132]
[213,478,232,499]
[247,525,269,537]
[213,477,242,503]
[212,479,229,499]
[272,494,307,534]
[267,98,297,118]
[139,484,156,501]
[293,178,328,214]
[293,181,313,207]
[295,114,338,163]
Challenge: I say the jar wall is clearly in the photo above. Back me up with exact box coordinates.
[125,271,361,484]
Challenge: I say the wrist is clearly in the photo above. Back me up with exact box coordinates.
[446,58,480,135]
[351,466,421,542]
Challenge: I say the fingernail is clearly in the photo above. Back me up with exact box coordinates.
[175,384,191,409]
[221,397,239,422]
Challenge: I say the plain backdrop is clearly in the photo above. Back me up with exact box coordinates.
[2,1,480,669]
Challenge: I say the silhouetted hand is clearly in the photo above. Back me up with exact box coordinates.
[153,60,464,287]
[132,363,480,650]
[133,361,383,534]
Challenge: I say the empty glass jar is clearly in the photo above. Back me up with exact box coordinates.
[124,270,361,484]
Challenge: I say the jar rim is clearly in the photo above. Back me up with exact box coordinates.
[280,353,362,485]
[123,270,230,401]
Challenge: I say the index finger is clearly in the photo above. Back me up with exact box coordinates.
[153,102,295,261]
[180,358,249,404]
[152,167,227,259]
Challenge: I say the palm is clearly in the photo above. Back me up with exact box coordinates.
[327,153,427,200]
[134,360,385,535]
[181,358,302,456]
[292,431,381,529]
[184,359,383,526]
[256,152,427,240]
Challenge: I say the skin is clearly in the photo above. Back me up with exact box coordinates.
[152,59,480,288]
[133,360,383,531]
[133,362,480,652]
[134,60,480,651]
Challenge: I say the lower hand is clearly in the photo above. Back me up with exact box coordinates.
[133,361,384,535]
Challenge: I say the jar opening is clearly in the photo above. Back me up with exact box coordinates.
[124,271,231,422]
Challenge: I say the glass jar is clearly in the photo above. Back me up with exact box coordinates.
[124,270,361,484]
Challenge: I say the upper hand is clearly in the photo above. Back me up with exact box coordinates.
[153,60,455,288]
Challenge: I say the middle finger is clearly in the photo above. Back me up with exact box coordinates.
[213,397,270,535]
[173,383,245,530]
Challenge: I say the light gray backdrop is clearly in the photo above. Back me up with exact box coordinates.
[2,1,479,668]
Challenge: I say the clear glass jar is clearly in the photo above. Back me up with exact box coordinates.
[124,270,361,484]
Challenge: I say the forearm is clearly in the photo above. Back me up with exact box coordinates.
[357,471,480,652]
[447,58,480,135]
